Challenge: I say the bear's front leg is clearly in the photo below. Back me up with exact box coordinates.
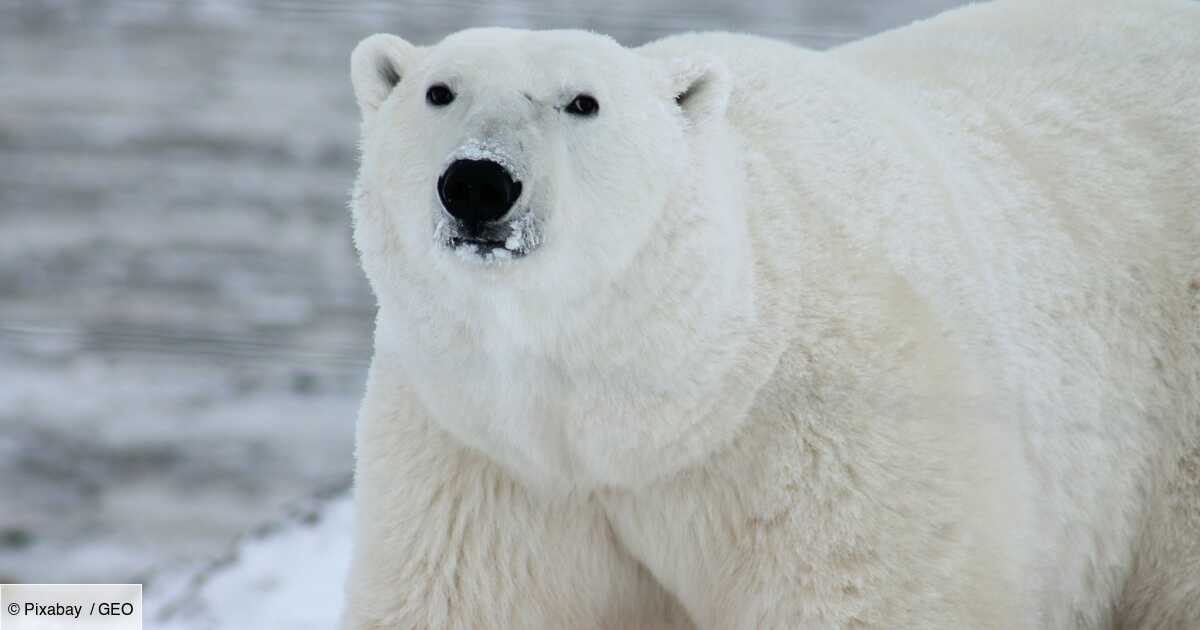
[339,360,687,630]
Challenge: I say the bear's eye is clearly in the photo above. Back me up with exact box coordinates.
[565,94,599,117]
[426,84,455,107]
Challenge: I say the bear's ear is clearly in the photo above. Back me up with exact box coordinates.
[662,54,731,123]
[351,33,419,117]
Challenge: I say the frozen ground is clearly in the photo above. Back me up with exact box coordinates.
[0,0,965,619]
[145,488,352,630]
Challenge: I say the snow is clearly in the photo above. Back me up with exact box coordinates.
[146,488,353,630]
[454,139,528,182]
[505,211,542,253]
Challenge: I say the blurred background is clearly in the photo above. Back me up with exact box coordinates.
[0,0,966,625]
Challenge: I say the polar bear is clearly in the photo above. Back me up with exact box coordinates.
[340,1,1200,628]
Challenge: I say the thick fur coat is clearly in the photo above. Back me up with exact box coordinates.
[341,1,1200,628]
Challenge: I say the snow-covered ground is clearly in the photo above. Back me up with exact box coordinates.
[145,487,352,630]
[0,0,966,623]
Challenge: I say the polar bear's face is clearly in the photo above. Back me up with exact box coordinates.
[350,29,729,306]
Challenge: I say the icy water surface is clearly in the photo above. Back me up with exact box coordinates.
[0,0,966,584]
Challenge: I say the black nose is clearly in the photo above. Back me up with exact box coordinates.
[437,159,523,226]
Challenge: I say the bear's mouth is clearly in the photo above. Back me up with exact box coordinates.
[449,235,523,260]
[435,212,542,264]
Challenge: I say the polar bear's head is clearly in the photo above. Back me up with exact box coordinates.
[350,29,749,488]
[351,28,732,300]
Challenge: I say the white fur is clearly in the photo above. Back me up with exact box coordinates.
[341,2,1200,628]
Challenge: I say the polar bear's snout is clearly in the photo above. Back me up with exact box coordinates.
[438,158,524,227]
[433,142,543,263]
